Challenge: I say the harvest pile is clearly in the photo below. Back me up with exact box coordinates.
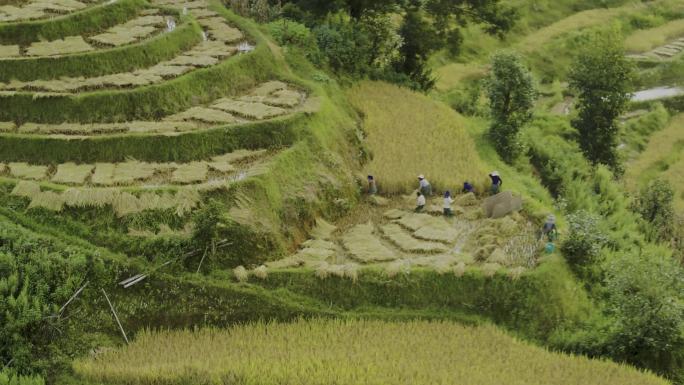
[268,194,543,277]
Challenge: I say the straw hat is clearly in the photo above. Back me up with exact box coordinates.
[547,214,556,223]
[490,171,500,177]
[418,175,424,179]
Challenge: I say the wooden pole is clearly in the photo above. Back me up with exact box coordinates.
[59,281,89,315]
[101,288,128,344]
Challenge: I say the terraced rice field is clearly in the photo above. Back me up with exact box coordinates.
[0,0,100,22]
[268,195,542,277]
[0,0,315,226]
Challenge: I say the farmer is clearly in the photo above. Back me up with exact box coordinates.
[415,191,426,212]
[367,175,377,195]
[443,190,454,217]
[418,175,432,196]
[489,171,502,194]
[462,181,475,194]
[541,214,558,241]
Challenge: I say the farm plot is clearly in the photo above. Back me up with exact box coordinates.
[625,19,684,60]
[0,18,243,91]
[0,148,269,187]
[270,195,543,277]
[5,150,271,216]
[0,0,99,22]
[72,319,669,385]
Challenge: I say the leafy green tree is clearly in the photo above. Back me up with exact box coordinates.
[359,11,403,69]
[561,210,608,267]
[569,30,634,171]
[634,179,675,242]
[485,51,536,162]
[314,20,373,76]
[395,4,440,90]
[605,249,684,379]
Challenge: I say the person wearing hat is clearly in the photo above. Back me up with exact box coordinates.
[489,171,502,195]
[418,175,432,196]
[541,214,557,241]
[415,191,426,212]
[367,175,378,195]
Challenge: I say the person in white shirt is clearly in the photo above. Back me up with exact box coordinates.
[443,190,454,217]
[418,175,432,196]
[415,191,426,212]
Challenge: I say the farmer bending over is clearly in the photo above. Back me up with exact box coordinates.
[415,191,426,212]
[489,171,502,195]
[462,181,474,194]
[418,175,432,196]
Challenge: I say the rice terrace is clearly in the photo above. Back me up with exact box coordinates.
[2,0,684,384]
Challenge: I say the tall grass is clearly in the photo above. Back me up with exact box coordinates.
[73,319,668,385]
[624,19,684,53]
[347,81,487,194]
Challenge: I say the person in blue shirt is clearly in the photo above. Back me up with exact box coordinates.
[462,181,475,194]
[489,171,502,195]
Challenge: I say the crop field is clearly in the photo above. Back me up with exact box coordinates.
[347,81,487,194]
[0,0,97,22]
[268,196,541,279]
[73,319,668,385]
[625,19,684,54]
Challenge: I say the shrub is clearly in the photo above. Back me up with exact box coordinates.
[604,249,684,380]
[633,179,675,242]
[561,210,608,266]
[266,19,321,63]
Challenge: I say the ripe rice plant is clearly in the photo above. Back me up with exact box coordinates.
[171,162,208,184]
[624,19,684,53]
[73,319,668,385]
[0,44,19,57]
[8,162,47,180]
[165,106,236,124]
[51,162,94,184]
[25,36,93,56]
[347,81,487,194]
[341,222,396,262]
[211,99,287,120]
[380,223,449,253]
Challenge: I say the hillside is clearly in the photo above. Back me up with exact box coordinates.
[2,0,684,384]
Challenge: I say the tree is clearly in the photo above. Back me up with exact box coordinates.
[569,30,634,171]
[605,249,684,378]
[485,51,536,162]
[561,210,608,267]
[395,4,440,90]
[634,179,675,242]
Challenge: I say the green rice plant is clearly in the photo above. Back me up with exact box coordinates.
[28,190,64,211]
[171,162,208,184]
[211,99,287,120]
[10,180,40,197]
[72,319,669,385]
[25,36,93,56]
[51,162,93,184]
[380,223,449,253]
[8,162,47,180]
[347,81,487,194]
[341,222,396,262]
